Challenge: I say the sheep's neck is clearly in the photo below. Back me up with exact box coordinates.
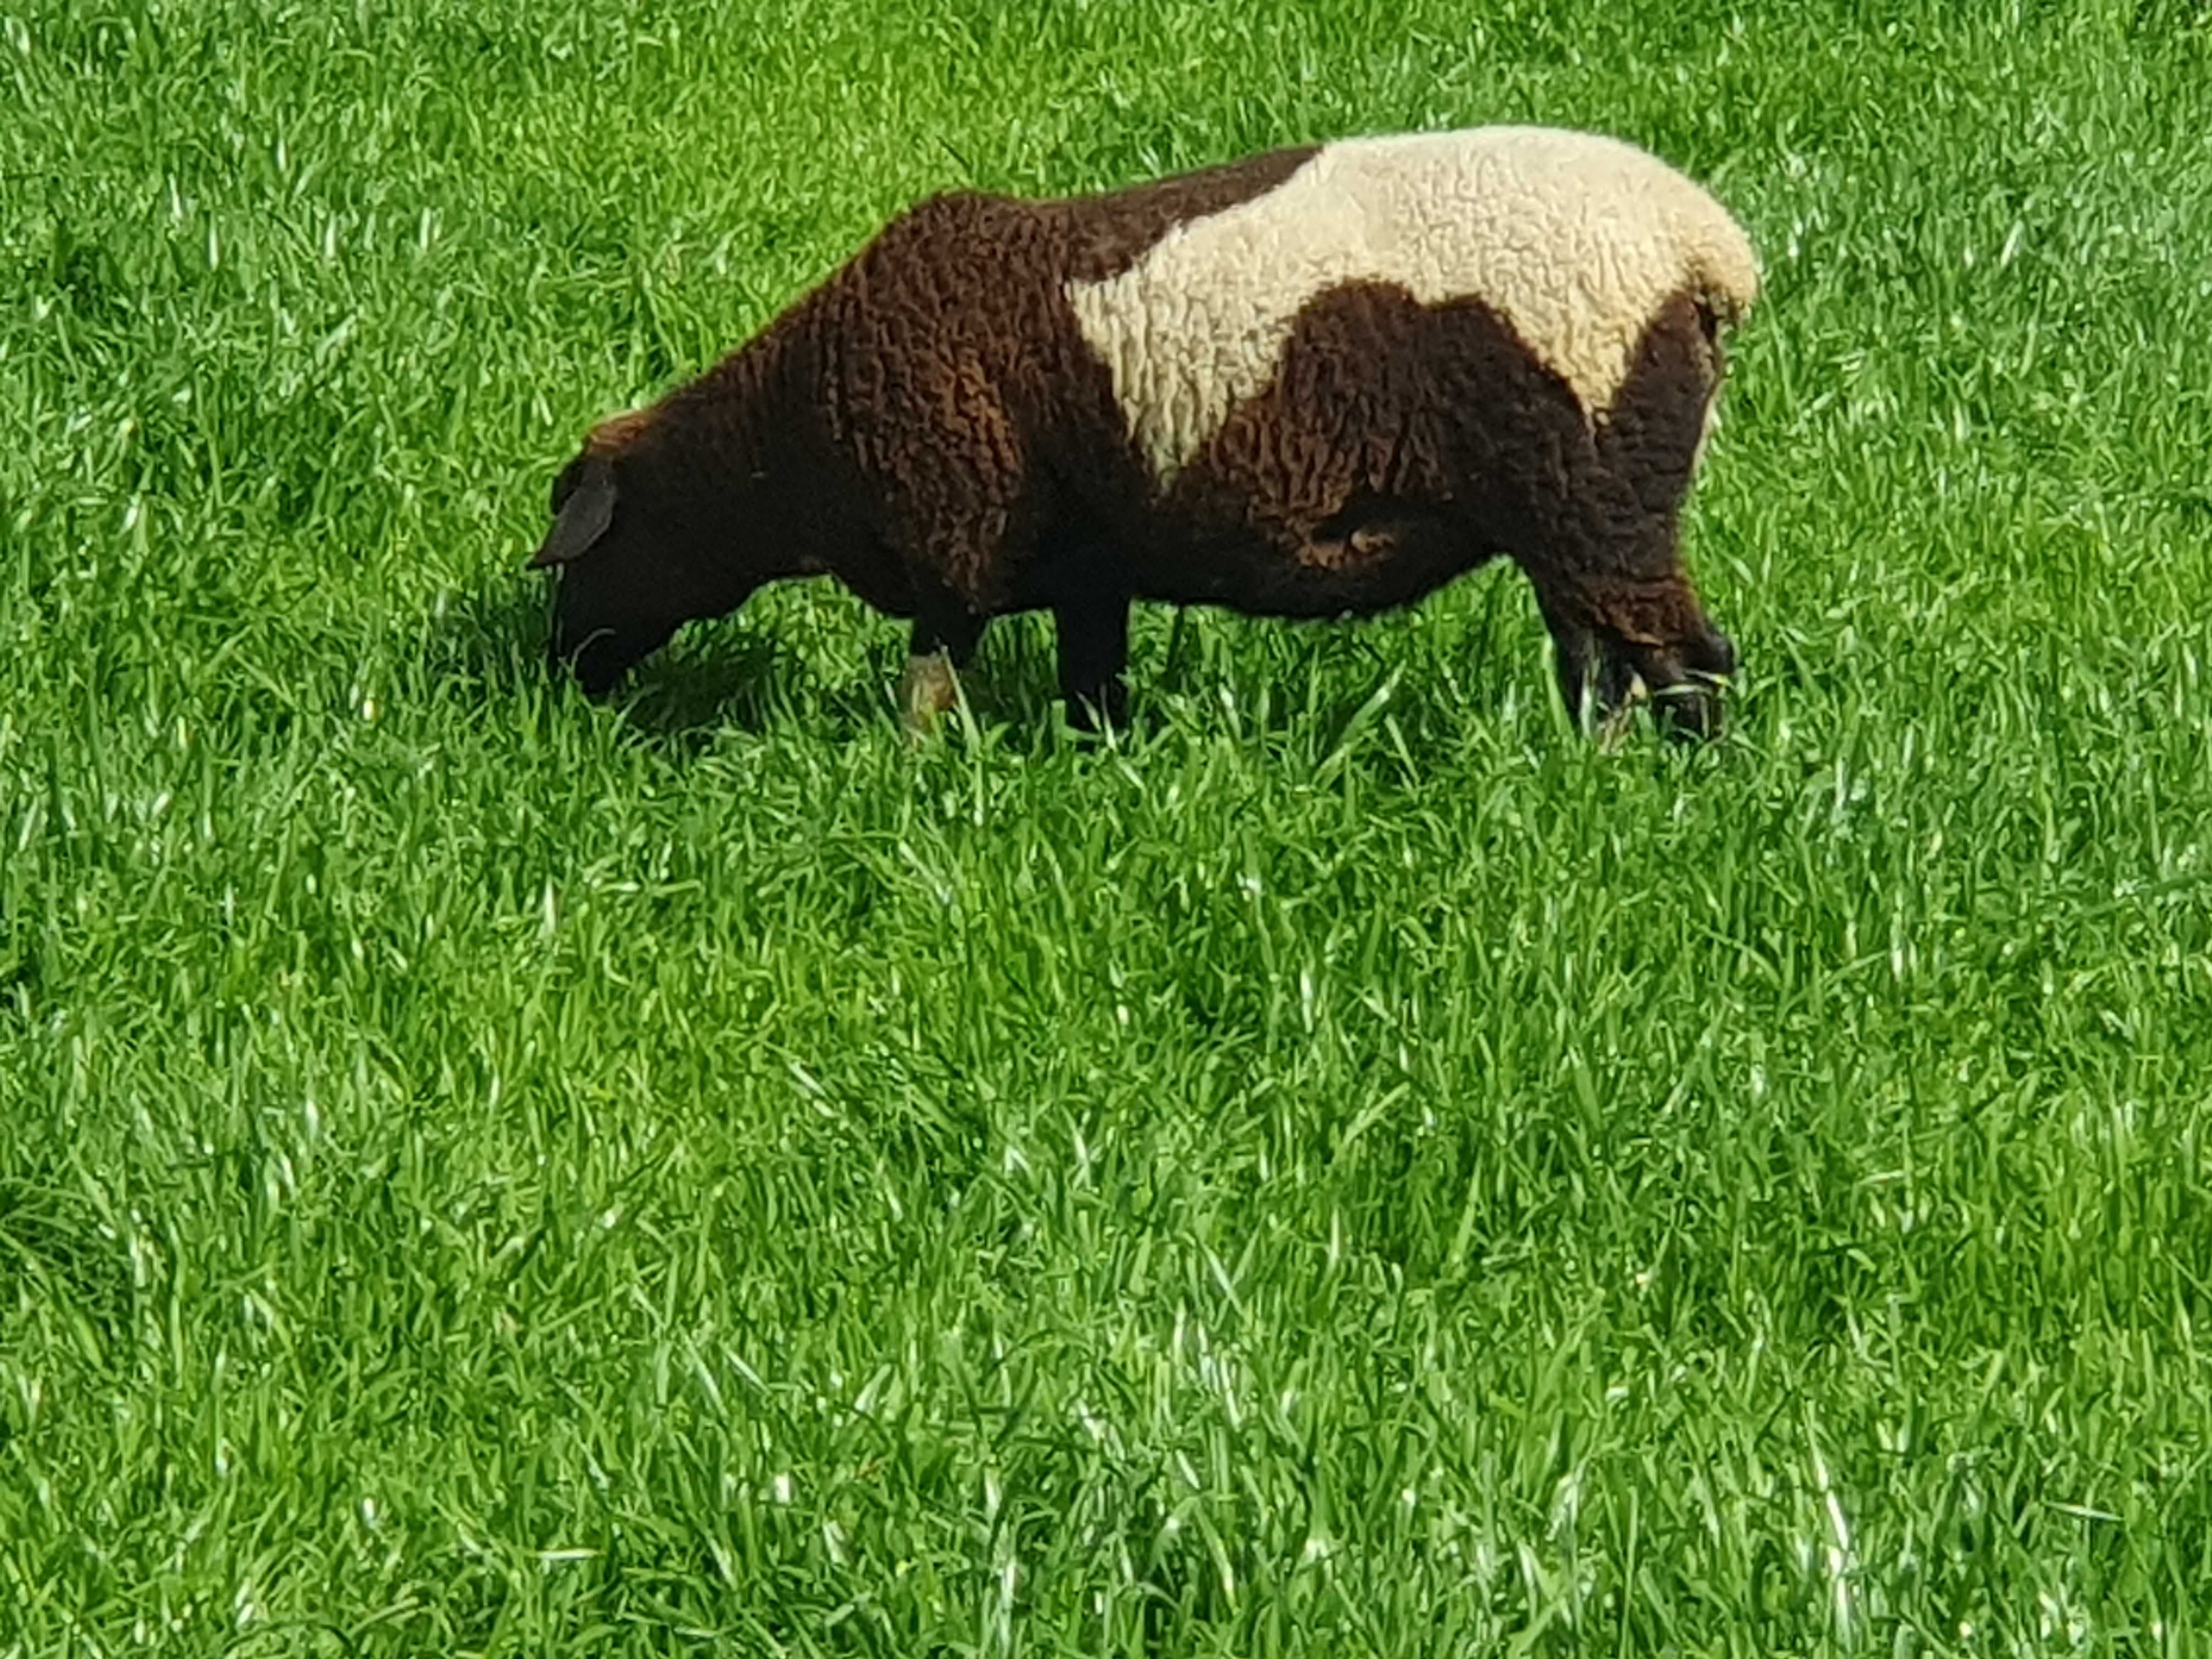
[655,302,844,580]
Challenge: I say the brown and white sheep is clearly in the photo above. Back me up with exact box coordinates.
[529,126,1760,739]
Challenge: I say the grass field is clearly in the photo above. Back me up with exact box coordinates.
[5,0,2212,1651]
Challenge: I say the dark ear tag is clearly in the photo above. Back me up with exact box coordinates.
[527,455,614,569]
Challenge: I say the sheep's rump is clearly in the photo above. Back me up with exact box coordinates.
[1063,127,1761,486]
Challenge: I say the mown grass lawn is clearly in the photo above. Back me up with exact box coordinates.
[4,0,2211,1652]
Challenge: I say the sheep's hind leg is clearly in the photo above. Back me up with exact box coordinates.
[1053,589,1130,733]
[1541,601,1640,745]
[1533,566,1734,745]
[900,606,988,737]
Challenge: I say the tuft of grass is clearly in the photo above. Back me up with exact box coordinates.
[3,0,2210,1652]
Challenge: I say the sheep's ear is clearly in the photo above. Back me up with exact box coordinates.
[528,455,614,569]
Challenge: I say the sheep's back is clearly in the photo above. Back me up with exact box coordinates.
[1063,126,1760,487]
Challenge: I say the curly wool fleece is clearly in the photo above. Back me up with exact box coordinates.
[1068,127,1759,484]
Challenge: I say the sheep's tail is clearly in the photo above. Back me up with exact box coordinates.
[1682,203,1761,335]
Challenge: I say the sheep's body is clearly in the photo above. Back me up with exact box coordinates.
[533,126,1759,737]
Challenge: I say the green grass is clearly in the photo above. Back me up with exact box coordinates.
[4,0,2212,1651]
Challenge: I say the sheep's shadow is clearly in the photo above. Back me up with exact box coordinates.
[1122,580,1543,746]
[608,625,853,745]
[409,565,1592,760]
[409,575,552,702]
[410,573,896,749]
[933,599,1554,761]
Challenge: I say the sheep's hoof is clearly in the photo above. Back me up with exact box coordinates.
[1649,675,1727,744]
[1592,674,1648,754]
[899,651,961,738]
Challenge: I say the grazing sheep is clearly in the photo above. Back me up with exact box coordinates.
[530,125,1759,739]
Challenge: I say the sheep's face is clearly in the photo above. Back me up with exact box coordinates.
[529,444,751,697]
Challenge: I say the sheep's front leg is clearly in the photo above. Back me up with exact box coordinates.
[901,606,988,736]
[1053,590,1130,732]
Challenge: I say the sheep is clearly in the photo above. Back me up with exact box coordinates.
[528,125,1759,740]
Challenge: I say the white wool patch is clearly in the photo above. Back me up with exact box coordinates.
[1065,127,1759,484]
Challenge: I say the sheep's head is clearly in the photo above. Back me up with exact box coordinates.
[528,422,752,697]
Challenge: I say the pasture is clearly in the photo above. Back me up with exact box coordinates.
[3,0,2210,1651]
